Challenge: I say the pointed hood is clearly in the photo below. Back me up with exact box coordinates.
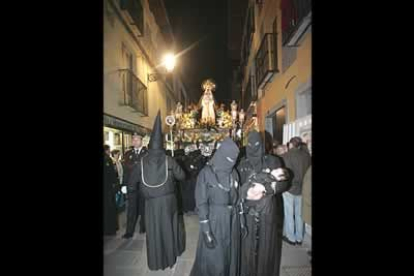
[148,110,164,150]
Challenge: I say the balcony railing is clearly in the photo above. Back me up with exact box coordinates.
[120,0,144,35]
[119,69,148,116]
[256,33,278,90]
[282,0,311,46]
[241,4,255,65]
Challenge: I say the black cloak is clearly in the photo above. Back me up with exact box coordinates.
[128,111,186,270]
[190,138,241,276]
[237,130,291,276]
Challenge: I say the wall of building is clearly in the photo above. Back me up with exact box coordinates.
[104,0,181,131]
[239,0,311,132]
[258,30,311,131]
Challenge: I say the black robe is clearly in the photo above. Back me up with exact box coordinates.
[190,165,241,276]
[128,153,186,270]
[178,150,207,213]
[237,155,291,276]
[103,154,118,235]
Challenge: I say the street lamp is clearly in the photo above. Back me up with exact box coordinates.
[163,53,176,72]
[148,52,177,82]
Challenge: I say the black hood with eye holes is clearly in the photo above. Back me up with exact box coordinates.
[246,130,264,173]
[210,137,239,174]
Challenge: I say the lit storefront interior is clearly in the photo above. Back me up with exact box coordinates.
[104,114,149,156]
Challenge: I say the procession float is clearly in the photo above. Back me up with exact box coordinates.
[164,79,259,156]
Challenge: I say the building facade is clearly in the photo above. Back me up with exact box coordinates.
[238,0,311,145]
[227,0,248,103]
[104,0,190,153]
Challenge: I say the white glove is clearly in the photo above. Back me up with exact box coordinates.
[246,183,266,200]
[121,186,127,194]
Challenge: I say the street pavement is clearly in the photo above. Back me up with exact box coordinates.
[104,212,311,276]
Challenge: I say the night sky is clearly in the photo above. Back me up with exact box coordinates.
[164,0,231,105]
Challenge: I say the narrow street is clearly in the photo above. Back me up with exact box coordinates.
[104,213,311,276]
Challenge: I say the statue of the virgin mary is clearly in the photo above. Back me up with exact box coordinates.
[199,79,216,124]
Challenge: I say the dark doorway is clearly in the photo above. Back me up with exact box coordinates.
[271,106,286,145]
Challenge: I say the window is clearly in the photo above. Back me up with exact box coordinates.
[120,44,148,115]
[281,0,311,46]
[121,44,135,105]
[120,68,148,115]
[255,33,278,89]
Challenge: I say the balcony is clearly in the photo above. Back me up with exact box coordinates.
[256,33,278,90]
[120,0,144,36]
[119,69,148,116]
[282,0,312,47]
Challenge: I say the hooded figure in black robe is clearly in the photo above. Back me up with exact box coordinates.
[190,137,241,276]
[178,147,207,213]
[126,111,186,270]
[237,130,291,276]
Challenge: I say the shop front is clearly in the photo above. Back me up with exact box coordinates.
[103,114,150,156]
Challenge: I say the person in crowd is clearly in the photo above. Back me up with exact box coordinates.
[178,144,206,214]
[272,140,279,155]
[273,144,287,157]
[123,133,148,235]
[103,145,118,236]
[190,138,241,276]
[237,131,291,276]
[124,111,186,271]
[111,149,125,211]
[282,137,312,246]
[264,131,274,155]
[301,133,311,155]
[104,144,111,156]
[111,149,123,185]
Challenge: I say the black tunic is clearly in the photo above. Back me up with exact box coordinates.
[103,154,118,235]
[178,150,207,213]
[190,166,241,276]
[128,152,186,270]
[237,155,291,276]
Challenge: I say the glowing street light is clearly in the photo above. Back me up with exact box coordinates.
[163,53,176,72]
